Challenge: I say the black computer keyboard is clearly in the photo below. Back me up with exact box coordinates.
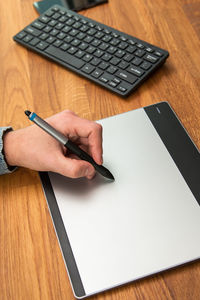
[13,5,169,97]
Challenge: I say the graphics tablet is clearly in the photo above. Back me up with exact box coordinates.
[40,102,200,298]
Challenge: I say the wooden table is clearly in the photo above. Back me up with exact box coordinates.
[0,0,200,299]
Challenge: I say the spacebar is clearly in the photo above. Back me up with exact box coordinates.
[45,46,85,69]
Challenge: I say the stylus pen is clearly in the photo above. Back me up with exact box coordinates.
[24,111,114,180]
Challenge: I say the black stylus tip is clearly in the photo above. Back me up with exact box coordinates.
[25,110,31,117]
[105,170,115,180]
[96,165,115,180]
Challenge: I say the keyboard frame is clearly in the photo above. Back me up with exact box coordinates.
[13,5,169,97]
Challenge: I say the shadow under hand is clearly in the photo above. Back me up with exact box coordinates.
[45,172,113,198]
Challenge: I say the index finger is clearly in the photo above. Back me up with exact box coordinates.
[72,118,103,165]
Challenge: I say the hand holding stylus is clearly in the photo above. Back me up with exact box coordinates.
[3,110,107,179]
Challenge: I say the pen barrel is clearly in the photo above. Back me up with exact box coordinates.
[65,140,97,166]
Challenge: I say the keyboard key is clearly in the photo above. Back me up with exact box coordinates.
[112,32,118,38]
[107,46,117,54]
[52,13,61,20]
[144,54,158,63]
[136,43,144,49]
[135,49,145,57]
[83,54,93,62]
[104,29,110,34]
[102,35,112,42]
[84,36,94,43]
[87,28,97,35]
[118,42,128,50]
[25,26,41,37]
[16,31,26,39]
[62,26,71,33]
[95,32,104,39]
[91,39,101,47]
[43,26,52,33]
[117,86,127,93]
[79,42,88,50]
[91,69,103,78]
[45,45,85,68]
[90,58,101,66]
[108,81,117,88]
[102,53,112,61]
[55,23,64,30]
[60,10,66,16]
[127,66,144,77]
[118,60,129,69]
[53,39,63,47]
[132,57,142,66]
[99,43,109,51]
[81,64,95,74]
[73,22,82,29]
[36,41,48,50]
[146,47,154,53]
[50,29,59,36]
[117,81,132,91]
[60,43,70,51]
[94,49,104,58]
[59,16,68,23]
[64,35,73,43]
[98,61,109,70]
[77,32,86,40]
[73,16,80,21]
[140,61,151,70]
[46,36,56,43]
[115,70,137,84]
[75,50,84,58]
[69,29,79,36]
[115,50,125,58]
[40,33,49,40]
[23,35,33,43]
[81,19,87,25]
[80,25,89,32]
[86,46,96,54]
[88,22,95,28]
[126,46,136,53]
[128,39,136,45]
[52,7,60,12]
[45,10,54,17]
[68,47,78,54]
[32,21,45,30]
[110,39,120,46]
[123,54,134,62]
[110,57,120,65]
[29,37,40,46]
[107,66,118,74]
[49,20,57,27]
[71,39,81,46]
[96,25,103,31]
[99,76,109,83]
[155,51,163,57]
[119,36,126,41]
[113,77,121,84]
[66,19,74,26]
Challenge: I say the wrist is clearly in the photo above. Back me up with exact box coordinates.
[3,130,19,167]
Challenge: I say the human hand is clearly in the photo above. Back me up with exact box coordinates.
[3,110,103,179]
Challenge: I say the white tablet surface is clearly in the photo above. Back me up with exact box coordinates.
[40,102,200,298]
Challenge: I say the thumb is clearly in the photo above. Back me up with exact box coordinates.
[55,156,95,179]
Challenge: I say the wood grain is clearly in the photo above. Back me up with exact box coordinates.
[0,0,200,299]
